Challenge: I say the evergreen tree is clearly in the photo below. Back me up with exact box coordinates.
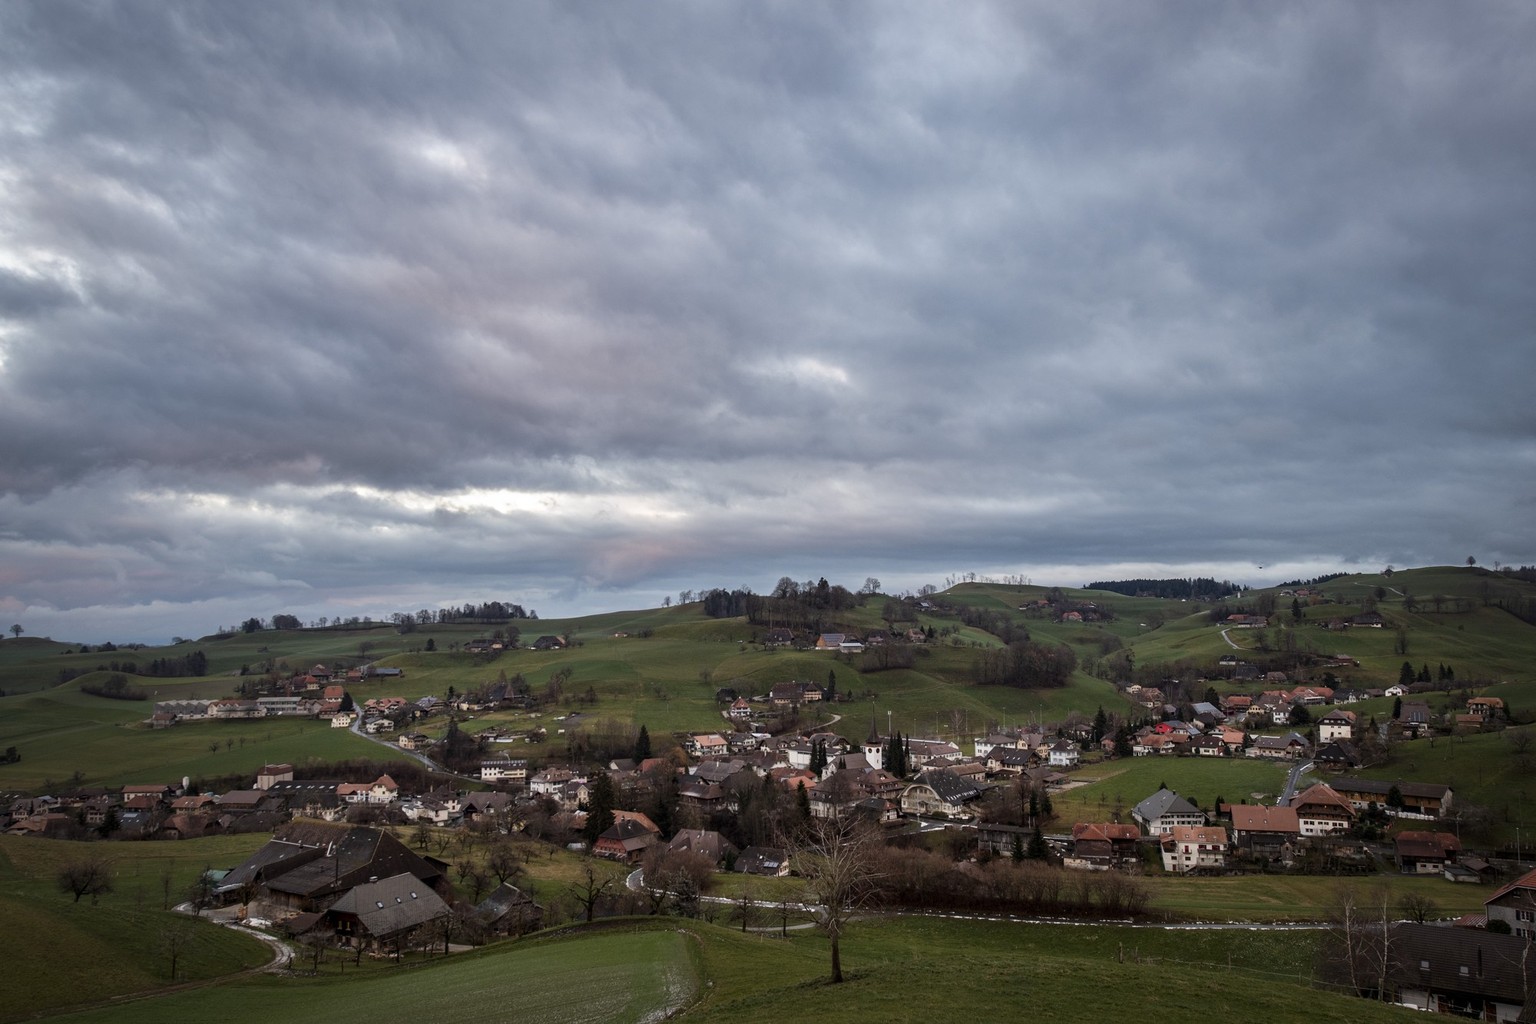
[1011,834,1025,862]
[1028,788,1039,822]
[1399,662,1415,686]
[809,739,827,775]
[633,724,652,761]
[1027,826,1047,859]
[1392,696,1403,719]
[796,781,811,823]
[1040,790,1053,818]
[826,669,837,701]
[1114,726,1133,758]
[583,772,617,844]
[1092,706,1108,743]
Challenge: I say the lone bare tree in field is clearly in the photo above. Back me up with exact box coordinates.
[793,815,885,984]
[567,859,616,924]
[57,856,114,903]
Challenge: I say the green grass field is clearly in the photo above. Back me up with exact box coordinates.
[0,685,383,791]
[23,913,1415,1024]
[34,926,700,1024]
[0,834,273,1020]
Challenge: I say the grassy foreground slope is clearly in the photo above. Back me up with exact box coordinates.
[34,916,1408,1024]
[0,835,271,1020]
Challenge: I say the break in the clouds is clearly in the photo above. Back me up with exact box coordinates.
[2,2,1533,641]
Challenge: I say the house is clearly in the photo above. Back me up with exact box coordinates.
[987,747,1036,774]
[530,635,566,650]
[1394,831,1462,874]
[1328,777,1453,819]
[899,769,981,817]
[459,791,513,824]
[336,775,399,805]
[319,872,450,952]
[728,697,753,719]
[904,738,963,769]
[476,881,543,936]
[976,822,1034,858]
[1065,823,1142,871]
[1317,709,1357,742]
[685,733,729,758]
[1484,866,1536,939]
[735,846,791,877]
[255,764,295,790]
[1131,789,1206,835]
[593,817,659,863]
[1246,733,1310,760]
[1466,696,1504,718]
[814,633,845,651]
[264,780,346,820]
[676,778,728,815]
[1312,740,1361,771]
[666,829,738,868]
[1228,805,1300,860]
[1289,783,1356,836]
[220,823,449,915]
[479,759,528,785]
[1046,740,1081,768]
[1398,701,1434,737]
[1189,734,1226,758]
[1160,826,1229,874]
[1386,923,1536,1018]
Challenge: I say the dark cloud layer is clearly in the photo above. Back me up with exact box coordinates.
[2,2,1533,640]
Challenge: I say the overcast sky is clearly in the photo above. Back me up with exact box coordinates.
[2,3,1533,643]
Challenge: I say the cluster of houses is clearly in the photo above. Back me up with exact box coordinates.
[1112,687,1507,771]
[998,774,1463,878]
[211,820,542,953]
[0,764,512,840]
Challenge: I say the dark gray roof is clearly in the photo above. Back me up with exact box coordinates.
[1133,788,1203,824]
[913,768,981,805]
[735,846,787,875]
[1389,922,1536,1005]
[329,873,449,939]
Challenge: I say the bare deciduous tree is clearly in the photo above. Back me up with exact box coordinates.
[57,856,114,903]
[793,816,885,983]
[567,859,617,924]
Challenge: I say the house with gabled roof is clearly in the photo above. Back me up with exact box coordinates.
[667,828,738,868]
[318,872,450,952]
[1329,777,1453,819]
[1317,709,1357,742]
[1386,923,1536,1017]
[1228,804,1299,859]
[1132,789,1206,835]
[1484,866,1536,939]
[1393,830,1461,874]
[1047,740,1081,768]
[220,823,448,915]
[1160,825,1228,873]
[899,768,981,818]
[1289,783,1356,836]
[1066,822,1142,870]
[593,817,659,863]
[735,846,790,876]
